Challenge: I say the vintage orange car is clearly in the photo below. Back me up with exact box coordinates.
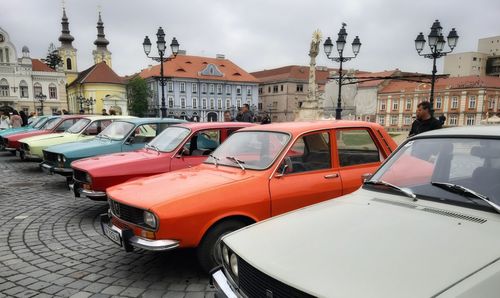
[102,121,397,271]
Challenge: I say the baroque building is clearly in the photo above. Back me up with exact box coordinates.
[0,27,67,115]
[138,53,258,121]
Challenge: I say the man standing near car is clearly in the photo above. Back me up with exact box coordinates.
[409,101,442,137]
[237,104,254,123]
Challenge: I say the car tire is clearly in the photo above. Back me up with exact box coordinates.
[197,220,246,273]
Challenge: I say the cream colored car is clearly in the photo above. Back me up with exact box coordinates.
[213,126,500,298]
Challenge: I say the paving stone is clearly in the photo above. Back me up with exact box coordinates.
[120,287,145,297]
[101,286,127,295]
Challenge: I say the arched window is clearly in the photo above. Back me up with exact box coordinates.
[0,78,9,96]
[49,84,57,99]
[202,98,207,109]
[19,80,28,98]
[210,98,215,110]
[33,83,42,96]
[66,58,72,70]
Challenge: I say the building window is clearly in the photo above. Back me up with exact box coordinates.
[49,84,57,99]
[201,84,207,94]
[488,97,495,109]
[296,84,303,92]
[377,115,385,125]
[451,96,458,109]
[180,97,186,109]
[202,98,207,109]
[66,58,72,70]
[380,100,386,111]
[209,84,215,94]
[435,96,442,109]
[392,100,398,110]
[236,99,241,108]
[180,82,186,93]
[0,49,3,63]
[225,99,230,109]
[226,85,231,95]
[404,115,411,125]
[236,86,241,95]
[280,85,284,92]
[449,114,458,126]
[258,87,262,94]
[210,98,215,110]
[268,86,271,93]
[19,81,28,98]
[217,98,222,110]
[168,97,174,108]
[390,115,398,125]
[0,79,9,97]
[192,83,197,93]
[217,84,222,94]
[468,96,476,109]
[192,97,198,109]
[466,114,475,126]
[51,107,58,114]
[406,98,412,110]
[33,83,42,96]
[167,82,173,92]
[247,86,252,96]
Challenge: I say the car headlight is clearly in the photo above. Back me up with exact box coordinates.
[62,155,66,163]
[143,211,157,229]
[222,244,230,265]
[230,253,238,277]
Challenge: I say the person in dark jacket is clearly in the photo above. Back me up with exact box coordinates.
[408,101,442,137]
[237,104,254,123]
[19,110,28,126]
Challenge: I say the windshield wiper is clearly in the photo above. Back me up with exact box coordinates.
[145,143,160,155]
[208,154,220,167]
[226,156,246,170]
[364,180,417,201]
[431,181,500,214]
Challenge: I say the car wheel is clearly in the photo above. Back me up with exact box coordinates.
[197,220,246,273]
[10,150,16,156]
[19,151,25,160]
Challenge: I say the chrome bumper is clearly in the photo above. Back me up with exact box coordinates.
[212,269,240,298]
[100,214,179,252]
[4,147,16,152]
[70,181,107,200]
[40,162,73,176]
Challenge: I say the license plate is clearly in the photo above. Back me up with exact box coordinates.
[102,223,123,247]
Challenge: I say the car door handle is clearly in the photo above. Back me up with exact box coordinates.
[324,173,339,179]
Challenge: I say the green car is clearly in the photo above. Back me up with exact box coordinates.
[0,116,50,149]
[40,118,185,178]
[18,115,135,160]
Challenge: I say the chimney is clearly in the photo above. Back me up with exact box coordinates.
[216,54,225,59]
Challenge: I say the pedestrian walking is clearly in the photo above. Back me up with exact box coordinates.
[10,110,23,128]
[408,101,442,137]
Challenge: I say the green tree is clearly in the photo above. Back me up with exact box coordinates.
[42,43,62,70]
[127,76,150,117]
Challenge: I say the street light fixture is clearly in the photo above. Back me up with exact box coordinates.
[35,93,47,116]
[77,95,96,114]
[324,23,361,120]
[143,27,180,118]
[415,20,458,116]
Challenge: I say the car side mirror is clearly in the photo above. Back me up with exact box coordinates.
[276,157,293,178]
[125,136,135,145]
[361,173,372,183]
[175,147,189,158]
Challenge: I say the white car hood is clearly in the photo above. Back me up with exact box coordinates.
[224,189,500,298]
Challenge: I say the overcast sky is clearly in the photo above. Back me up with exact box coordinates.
[2,0,499,77]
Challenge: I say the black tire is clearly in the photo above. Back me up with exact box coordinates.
[197,220,246,273]
[10,150,16,156]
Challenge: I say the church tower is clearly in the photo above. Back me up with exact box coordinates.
[92,12,112,67]
[58,8,78,84]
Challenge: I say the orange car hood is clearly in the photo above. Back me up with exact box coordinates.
[107,164,255,209]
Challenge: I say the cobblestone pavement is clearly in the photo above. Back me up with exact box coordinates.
[0,152,214,298]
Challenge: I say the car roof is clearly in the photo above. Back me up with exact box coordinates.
[173,122,256,129]
[59,115,86,119]
[236,120,383,134]
[112,117,187,125]
[80,115,136,121]
[415,126,500,138]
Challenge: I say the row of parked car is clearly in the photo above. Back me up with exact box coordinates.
[2,115,499,297]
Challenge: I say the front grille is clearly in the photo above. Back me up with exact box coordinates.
[109,199,145,227]
[73,169,89,183]
[43,150,59,165]
[0,137,5,146]
[238,257,314,298]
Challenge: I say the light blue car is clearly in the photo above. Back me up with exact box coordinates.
[0,116,51,151]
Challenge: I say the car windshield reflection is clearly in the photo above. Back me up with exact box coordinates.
[41,118,60,130]
[205,131,290,170]
[148,126,190,152]
[368,138,500,212]
[98,121,134,140]
[67,119,91,134]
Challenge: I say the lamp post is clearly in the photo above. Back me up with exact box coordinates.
[77,95,96,114]
[415,20,458,117]
[35,93,47,116]
[143,27,179,118]
[324,23,361,120]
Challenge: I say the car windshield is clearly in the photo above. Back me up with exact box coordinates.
[205,131,290,170]
[148,126,190,152]
[368,137,500,212]
[32,117,49,128]
[67,118,91,134]
[40,118,60,130]
[98,121,134,140]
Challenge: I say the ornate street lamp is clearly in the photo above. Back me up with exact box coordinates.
[35,93,47,116]
[415,20,458,116]
[77,95,96,114]
[143,27,180,118]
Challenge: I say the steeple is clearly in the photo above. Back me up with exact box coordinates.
[58,8,74,46]
[94,12,109,49]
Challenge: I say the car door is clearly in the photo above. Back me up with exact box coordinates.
[170,129,221,171]
[122,123,158,151]
[269,130,343,216]
[335,128,385,195]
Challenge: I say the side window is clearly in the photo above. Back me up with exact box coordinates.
[284,131,331,174]
[184,130,221,156]
[55,119,77,132]
[336,129,381,167]
[83,122,98,135]
[132,124,157,143]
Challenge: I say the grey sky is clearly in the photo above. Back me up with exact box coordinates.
[2,0,499,77]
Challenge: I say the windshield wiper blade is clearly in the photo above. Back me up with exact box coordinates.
[431,181,500,214]
[208,154,220,167]
[364,180,417,201]
[226,156,246,170]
